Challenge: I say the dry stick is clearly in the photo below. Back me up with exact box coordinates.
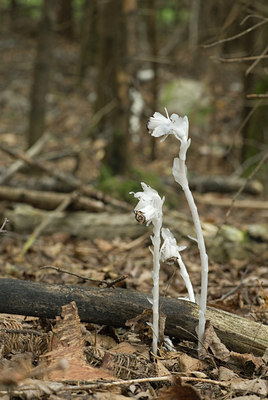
[0,143,129,211]
[222,151,268,225]
[21,191,79,255]
[0,218,8,233]
[203,18,267,48]
[218,266,249,302]
[246,44,268,75]
[247,93,268,99]
[0,133,51,185]
[226,99,263,175]
[58,376,229,391]
[213,152,268,239]
[213,54,268,63]
[40,265,128,288]
[0,376,229,396]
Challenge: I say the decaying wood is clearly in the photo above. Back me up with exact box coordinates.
[1,278,267,356]
[189,175,263,195]
[0,185,105,212]
[195,193,268,210]
[5,207,194,239]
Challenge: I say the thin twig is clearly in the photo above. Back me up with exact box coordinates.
[40,265,128,288]
[247,93,268,99]
[224,152,268,221]
[215,151,268,236]
[0,375,229,396]
[21,191,79,255]
[212,54,268,63]
[58,375,229,391]
[246,44,268,75]
[0,218,8,233]
[203,18,267,48]
[0,133,51,185]
[218,266,249,301]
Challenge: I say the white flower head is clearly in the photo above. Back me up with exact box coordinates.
[160,227,186,263]
[130,182,164,226]
[147,108,189,144]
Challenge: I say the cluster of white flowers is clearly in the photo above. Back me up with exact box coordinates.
[131,108,208,356]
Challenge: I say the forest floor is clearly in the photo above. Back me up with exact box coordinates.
[0,16,267,400]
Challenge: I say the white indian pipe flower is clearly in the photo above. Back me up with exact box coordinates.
[148,108,189,143]
[160,228,195,303]
[160,228,186,263]
[130,182,164,227]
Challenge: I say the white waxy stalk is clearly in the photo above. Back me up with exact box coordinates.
[173,157,208,354]
[130,182,164,355]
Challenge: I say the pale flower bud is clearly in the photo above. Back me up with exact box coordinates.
[130,182,164,227]
[160,228,186,263]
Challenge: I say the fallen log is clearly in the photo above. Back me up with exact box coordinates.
[0,185,105,212]
[1,278,267,357]
[5,207,193,239]
[189,175,263,195]
[195,193,268,210]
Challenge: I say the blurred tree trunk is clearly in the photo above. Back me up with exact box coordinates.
[27,0,54,148]
[146,0,158,160]
[77,0,97,86]
[57,0,73,39]
[188,0,200,50]
[96,0,137,175]
[241,22,268,179]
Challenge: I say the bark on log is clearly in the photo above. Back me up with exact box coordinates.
[1,278,267,357]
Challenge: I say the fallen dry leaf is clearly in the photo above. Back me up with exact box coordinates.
[46,301,115,381]
[177,353,206,374]
[230,378,267,396]
[158,377,201,400]
[200,321,230,361]
[229,351,265,374]
[156,359,172,378]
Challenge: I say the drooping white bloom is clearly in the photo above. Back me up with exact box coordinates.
[130,182,164,227]
[160,228,186,262]
[160,228,195,303]
[148,108,189,144]
[172,157,188,188]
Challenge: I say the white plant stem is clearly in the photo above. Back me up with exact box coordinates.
[177,255,195,303]
[178,158,208,354]
[152,221,162,355]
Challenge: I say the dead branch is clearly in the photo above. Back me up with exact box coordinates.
[0,278,267,356]
[203,18,267,48]
[0,133,51,185]
[247,93,268,99]
[0,142,129,212]
[212,55,268,63]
